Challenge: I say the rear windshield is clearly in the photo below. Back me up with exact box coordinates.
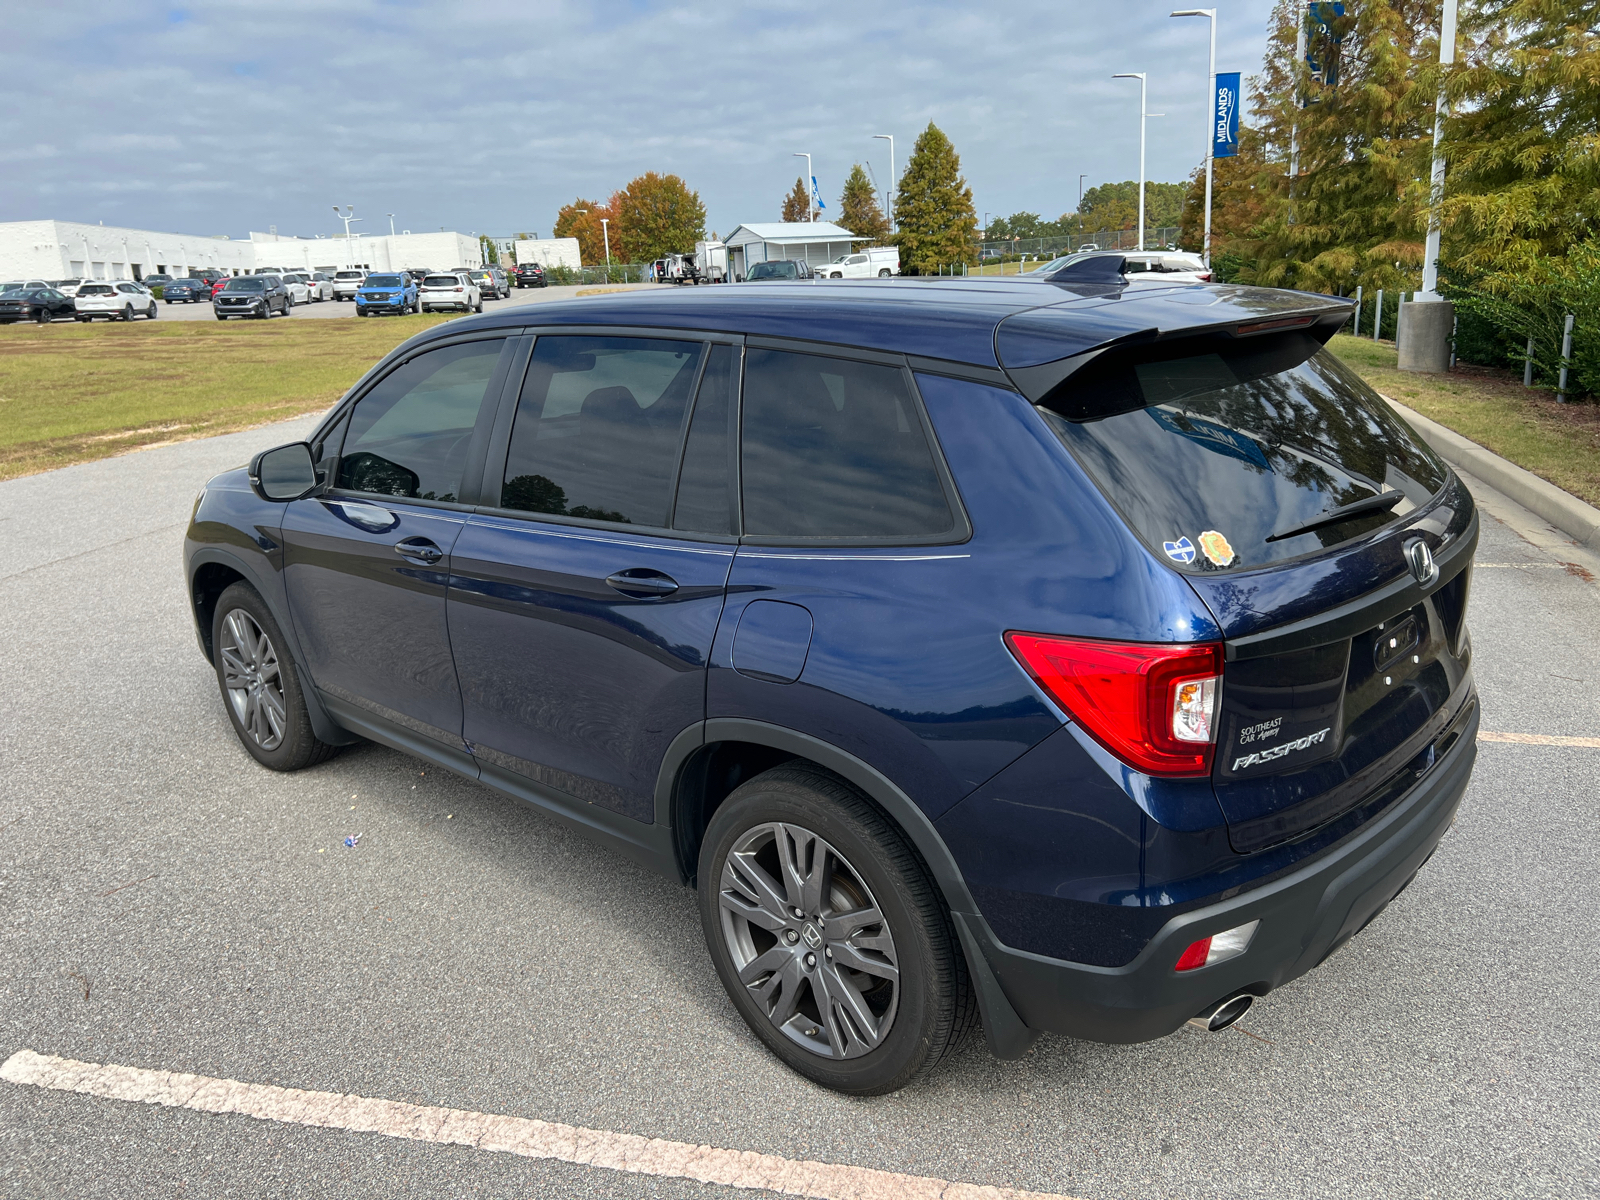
[78,284,114,295]
[1045,348,1449,571]
[336,271,364,279]
[365,275,403,287]
[423,275,461,286]
[223,279,266,292]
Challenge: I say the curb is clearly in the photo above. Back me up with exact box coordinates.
[1384,396,1600,552]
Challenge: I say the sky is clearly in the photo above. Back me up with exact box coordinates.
[2,2,1278,243]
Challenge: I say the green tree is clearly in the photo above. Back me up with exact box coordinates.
[892,122,979,273]
[1178,131,1274,255]
[479,235,499,265]
[781,177,810,222]
[1071,181,1188,239]
[1440,0,1600,275]
[838,164,890,241]
[614,172,706,263]
[553,198,615,265]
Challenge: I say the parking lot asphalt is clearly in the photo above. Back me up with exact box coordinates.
[132,281,664,322]
[1,418,1597,1199]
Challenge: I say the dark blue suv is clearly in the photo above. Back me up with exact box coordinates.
[185,275,1478,1094]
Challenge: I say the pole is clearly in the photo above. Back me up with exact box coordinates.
[1524,335,1536,386]
[1375,289,1383,342]
[1420,0,1459,297]
[388,213,395,237]
[1113,73,1149,250]
[1559,313,1575,401]
[874,135,895,230]
[1171,10,1217,264]
[1353,284,1362,336]
[793,153,812,221]
[601,219,611,273]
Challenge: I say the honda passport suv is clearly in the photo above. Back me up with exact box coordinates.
[185,274,1479,1095]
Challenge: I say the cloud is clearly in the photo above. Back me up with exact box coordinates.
[0,1,1278,243]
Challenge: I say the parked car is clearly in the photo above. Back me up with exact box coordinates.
[467,267,509,300]
[418,273,482,313]
[513,263,548,288]
[0,286,77,324]
[161,279,209,304]
[332,270,366,301]
[355,272,418,316]
[743,259,815,281]
[184,278,1478,1095]
[279,274,312,306]
[303,272,335,302]
[1,279,52,293]
[212,274,291,320]
[194,268,228,284]
[1023,251,1213,284]
[818,247,901,279]
[50,279,90,297]
[75,281,158,321]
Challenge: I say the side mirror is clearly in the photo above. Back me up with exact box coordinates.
[250,442,320,502]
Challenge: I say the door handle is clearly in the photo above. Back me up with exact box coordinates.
[605,569,679,599]
[394,537,444,565]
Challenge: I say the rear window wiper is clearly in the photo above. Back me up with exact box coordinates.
[1265,491,1404,543]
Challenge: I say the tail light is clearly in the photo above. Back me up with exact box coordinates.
[1198,272,1213,282]
[1005,633,1223,776]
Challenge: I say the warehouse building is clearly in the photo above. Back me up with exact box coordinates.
[721,222,865,280]
[0,219,482,282]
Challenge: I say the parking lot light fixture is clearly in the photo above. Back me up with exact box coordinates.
[387,213,395,237]
[873,134,895,231]
[600,219,611,271]
[1112,73,1162,251]
[1170,9,1217,266]
[333,206,361,270]
[793,153,813,222]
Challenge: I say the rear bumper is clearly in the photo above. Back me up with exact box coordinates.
[967,695,1478,1044]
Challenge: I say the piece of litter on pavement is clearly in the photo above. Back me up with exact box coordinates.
[446,814,453,820]
[344,834,362,849]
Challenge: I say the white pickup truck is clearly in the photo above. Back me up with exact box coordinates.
[817,246,900,279]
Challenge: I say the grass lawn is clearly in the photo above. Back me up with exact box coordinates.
[0,314,455,481]
[1329,334,1600,509]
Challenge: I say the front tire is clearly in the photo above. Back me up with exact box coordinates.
[121,304,134,322]
[211,583,339,772]
[147,303,158,319]
[878,269,891,277]
[34,309,49,325]
[698,766,973,1095]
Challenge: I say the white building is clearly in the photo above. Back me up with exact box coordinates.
[722,222,866,280]
[0,219,483,282]
[512,237,582,270]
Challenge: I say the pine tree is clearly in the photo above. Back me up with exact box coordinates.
[1441,0,1600,275]
[781,177,810,223]
[891,122,979,274]
[837,164,890,242]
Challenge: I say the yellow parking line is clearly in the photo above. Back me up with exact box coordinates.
[1480,731,1600,748]
[0,1049,1074,1200]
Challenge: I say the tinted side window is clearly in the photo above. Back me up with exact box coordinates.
[336,339,505,501]
[741,349,955,539]
[671,344,737,536]
[500,336,702,527]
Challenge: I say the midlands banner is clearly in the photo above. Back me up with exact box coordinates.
[1213,72,1241,158]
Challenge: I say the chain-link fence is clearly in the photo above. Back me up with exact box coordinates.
[976,227,1184,260]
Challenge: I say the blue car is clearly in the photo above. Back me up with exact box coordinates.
[185,266,1478,1094]
[355,271,418,316]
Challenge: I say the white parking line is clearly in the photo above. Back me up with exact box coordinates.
[0,1049,1074,1200]
[1480,731,1600,748]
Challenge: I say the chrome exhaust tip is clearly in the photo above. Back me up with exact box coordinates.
[1187,992,1255,1033]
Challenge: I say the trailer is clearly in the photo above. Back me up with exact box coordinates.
[694,240,727,283]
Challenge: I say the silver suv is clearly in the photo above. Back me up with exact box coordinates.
[332,270,366,302]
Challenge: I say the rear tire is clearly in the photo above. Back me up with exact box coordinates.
[34,309,49,325]
[698,766,974,1095]
[878,269,891,277]
[211,582,340,772]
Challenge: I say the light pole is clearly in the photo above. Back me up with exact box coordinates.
[333,206,361,270]
[793,153,813,221]
[1170,9,1217,266]
[1112,73,1162,250]
[1419,0,1459,298]
[387,213,396,237]
[873,134,895,230]
[600,218,611,271]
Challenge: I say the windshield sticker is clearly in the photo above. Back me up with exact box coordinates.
[1163,536,1197,564]
[1199,530,1236,567]
[1232,726,1331,772]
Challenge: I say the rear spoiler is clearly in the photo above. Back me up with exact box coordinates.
[998,290,1355,420]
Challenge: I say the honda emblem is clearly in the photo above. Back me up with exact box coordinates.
[1405,540,1437,586]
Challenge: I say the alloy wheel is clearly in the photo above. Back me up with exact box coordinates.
[218,608,287,751]
[718,822,900,1059]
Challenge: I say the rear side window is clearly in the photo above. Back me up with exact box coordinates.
[337,339,505,502]
[1047,348,1449,571]
[499,336,702,527]
[740,349,955,540]
[671,344,737,537]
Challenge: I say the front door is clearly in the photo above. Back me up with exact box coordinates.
[281,335,511,749]
[449,335,740,822]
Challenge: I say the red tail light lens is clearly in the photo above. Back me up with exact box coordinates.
[1004,633,1223,776]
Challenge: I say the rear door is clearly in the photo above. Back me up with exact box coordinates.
[448,332,740,823]
[1042,343,1477,851]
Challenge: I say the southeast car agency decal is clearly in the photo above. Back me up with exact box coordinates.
[1198,530,1236,567]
